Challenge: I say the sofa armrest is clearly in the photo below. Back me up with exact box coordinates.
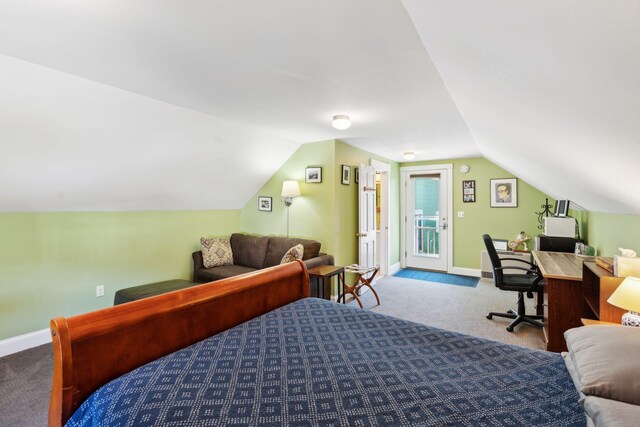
[192,251,204,282]
[303,253,334,270]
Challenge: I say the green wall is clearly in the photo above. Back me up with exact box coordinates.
[240,140,336,257]
[586,211,640,257]
[241,139,400,269]
[401,157,553,269]
[0,210,240,340]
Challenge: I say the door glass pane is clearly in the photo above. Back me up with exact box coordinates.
[413,177,440,256]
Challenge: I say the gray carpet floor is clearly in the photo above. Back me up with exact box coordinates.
[0,275,544,426]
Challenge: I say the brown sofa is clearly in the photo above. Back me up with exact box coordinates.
[192,233,334,283]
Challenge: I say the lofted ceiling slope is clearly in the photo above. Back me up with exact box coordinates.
[0,0,476,212]
[403,0,640,215]
[1,1,638,215]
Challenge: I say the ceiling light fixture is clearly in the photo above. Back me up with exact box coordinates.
[332,115,351,130]
[403,152,415,160]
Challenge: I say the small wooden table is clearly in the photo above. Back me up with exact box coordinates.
[307,265,345,300]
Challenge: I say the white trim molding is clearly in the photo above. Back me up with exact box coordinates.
[0,328,50,358]
[388,262,401,276]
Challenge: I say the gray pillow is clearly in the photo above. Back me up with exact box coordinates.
[564,325,640,405]
[280,244,304,264]
[201,237,234,268]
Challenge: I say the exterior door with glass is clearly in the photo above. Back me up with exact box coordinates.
[405,171,448,271]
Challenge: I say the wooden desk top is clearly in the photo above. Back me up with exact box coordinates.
[307,265,344,277]
[532,251,594,281]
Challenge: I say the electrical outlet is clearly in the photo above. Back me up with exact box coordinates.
[457,211,465,218]
[96,285,105,297]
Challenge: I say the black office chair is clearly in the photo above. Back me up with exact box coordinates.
[482,234,544,332]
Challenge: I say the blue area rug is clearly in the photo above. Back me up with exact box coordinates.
[394,269,479,288]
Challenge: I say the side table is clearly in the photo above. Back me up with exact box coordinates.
[308,265,345,301]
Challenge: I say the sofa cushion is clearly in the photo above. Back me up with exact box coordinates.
[281,244,304,264]
[114,279,198,305]
[201,237,233,268]
[264,237,321,267]
[230,233,270,269]
[197,265,258,282]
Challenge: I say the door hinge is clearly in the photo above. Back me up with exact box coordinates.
[405,251,407,257]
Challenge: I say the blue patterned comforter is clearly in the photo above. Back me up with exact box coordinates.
[67,298,585,426]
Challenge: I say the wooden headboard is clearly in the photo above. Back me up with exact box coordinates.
[49,261,309,427]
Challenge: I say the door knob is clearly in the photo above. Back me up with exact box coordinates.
[356,232,368,237]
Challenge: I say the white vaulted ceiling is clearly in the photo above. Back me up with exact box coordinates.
[0,1,638,214]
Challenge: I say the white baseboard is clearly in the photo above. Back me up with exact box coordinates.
[448,267,481,278]
[388,262,401,275]
[0,328,50,358]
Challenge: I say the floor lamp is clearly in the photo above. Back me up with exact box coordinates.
[281,180,301,238]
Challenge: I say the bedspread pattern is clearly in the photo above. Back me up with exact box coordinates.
[67,298,584,426]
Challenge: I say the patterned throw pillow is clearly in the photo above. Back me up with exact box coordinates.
[201,237,234,268]
[280,244,304,264]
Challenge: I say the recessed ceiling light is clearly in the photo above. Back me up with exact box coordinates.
[403,152,415,160]
[332,115,351,130]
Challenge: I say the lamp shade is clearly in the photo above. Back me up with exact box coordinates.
[608,277,640,312]
[281,180,301,198]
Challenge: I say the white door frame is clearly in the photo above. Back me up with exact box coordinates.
[371,159,390,276]
[400,164,453,273]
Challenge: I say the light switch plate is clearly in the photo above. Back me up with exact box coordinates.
[457,211,464,217]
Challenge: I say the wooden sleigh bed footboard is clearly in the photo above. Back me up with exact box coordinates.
[49,261,309,427]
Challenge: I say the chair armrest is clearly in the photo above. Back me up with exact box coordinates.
[499,257,536,268]
[495,265,539,275]
[303,254,334,270]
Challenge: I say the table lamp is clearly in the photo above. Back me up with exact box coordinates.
[607,276,640,326]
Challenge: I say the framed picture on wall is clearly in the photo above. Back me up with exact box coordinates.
[490,178,518,208]
[305,166,322,183]
[258,196,272,212]
[341,165,351,185]
[462,180,475,203]
[355,167,359,184]
[554,199,570,217]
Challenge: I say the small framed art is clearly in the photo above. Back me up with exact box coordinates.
[355,167,359,184]
[490,178,517,208]
[258,196,272,212]
[554,200,570,217]
[305,166,322,183]
[462,180,475,203]
[341,165,351,185]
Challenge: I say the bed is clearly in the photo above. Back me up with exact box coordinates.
[50,261,588,426]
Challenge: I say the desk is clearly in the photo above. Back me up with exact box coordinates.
[532,251,589,352]
[307,265,345,300]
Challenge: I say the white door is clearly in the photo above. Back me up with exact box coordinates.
[358,163,377,269]
[405,171,448,271]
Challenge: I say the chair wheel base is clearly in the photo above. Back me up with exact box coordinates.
[486,314,493,320]
[506,325,514,332]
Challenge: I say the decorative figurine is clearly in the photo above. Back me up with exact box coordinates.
[508,231,530,251]
[619,248,638,258]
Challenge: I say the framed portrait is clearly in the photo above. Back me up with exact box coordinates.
[554,199,570,217]
[305,166,322,183]
[462,180,475,203]
[341,165,351,185]
[258,196,272,212]
[354,167,359,184]
[490,178,517,208]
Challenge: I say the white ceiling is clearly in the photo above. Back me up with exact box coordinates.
[1,1,638,214]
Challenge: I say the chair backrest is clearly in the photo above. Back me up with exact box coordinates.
[482,234,505,286]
